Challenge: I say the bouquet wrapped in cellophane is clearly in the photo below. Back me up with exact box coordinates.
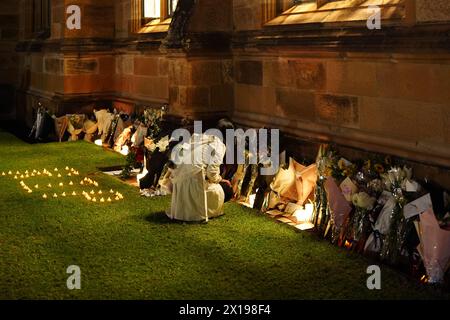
[378,166,422,265]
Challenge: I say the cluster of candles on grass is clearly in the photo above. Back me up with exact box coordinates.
[1,167,124,204]
[4,167,80,180]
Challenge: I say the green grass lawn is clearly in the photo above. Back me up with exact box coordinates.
[0,129,448,300]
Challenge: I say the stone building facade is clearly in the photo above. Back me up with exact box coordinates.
[0,0,449,183]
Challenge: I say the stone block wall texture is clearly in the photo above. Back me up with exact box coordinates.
[62,0,115,39]
[230,0,450,169]
[1,0,449,174]
[416,0,450,22]
[233,53,450,167]
[0,0,20,117]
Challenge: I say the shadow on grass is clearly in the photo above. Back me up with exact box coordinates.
[144,211,174,224]
[144,211,211,225]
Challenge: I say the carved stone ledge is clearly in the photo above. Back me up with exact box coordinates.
[233,24,450,53]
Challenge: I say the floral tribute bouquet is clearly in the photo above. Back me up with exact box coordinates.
[314,145,356,242]
[377,167,416,265]
[121,106,167,179]
[350,192,376,250]
[298,143,450,285]
[341,158,387,252]
[314,147,423,255]
[142,105,167,141]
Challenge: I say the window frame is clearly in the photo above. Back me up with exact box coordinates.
[132,0,178,34]
[263,0,415,27]
[141,0,177,24]
[32,0,51,37]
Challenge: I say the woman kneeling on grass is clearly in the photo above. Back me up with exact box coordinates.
[167,120,234,222]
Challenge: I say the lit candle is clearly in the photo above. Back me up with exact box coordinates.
[35,184,39,189]
[93,182,99,187]
[59,182,63,187]
[25,174,29,178]
[80,181,84,185]
[14,175,18,180]
[1,172,5,176]
[16,171,20,175]
[68,173,72,177]
[20,181,25,185]
[53,193,58,198]
[100,198,105,203]
[43,194,48,199]
[48,173,53,177]
[37,171,41,175]
[62,192,66,197]
[28,190,32,194]
[25,170,29,174]
[90,190,95,195]
[72,191,77,196]
[110,189,114,194]
[48,183,52,188]
[115,196,120,201]
[98,190,102,195]
[107,197,112,202]
[31,173,35,177]
[65,166,69,171]
[92,197,97,202]
[20,175,24,179]
[54,168,58,172]
[33,169,37,173]
[86,195,91,201]
[57,173,62,178]
[8,171,12,175]
[69,181,73,186]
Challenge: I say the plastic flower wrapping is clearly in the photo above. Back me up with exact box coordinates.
[313,144,450,284]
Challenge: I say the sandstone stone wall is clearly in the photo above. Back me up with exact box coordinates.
[231,0,450,170]
[0,0,20,118]
[233,51,450,168]
[416,0,450,23]
[3,0,450,175]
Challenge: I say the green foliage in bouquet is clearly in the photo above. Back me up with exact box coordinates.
[379,167,416,265]
[121,149,138,179]
[380,202,404,265]
[313,176,331,238]
[142,106,167,140]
